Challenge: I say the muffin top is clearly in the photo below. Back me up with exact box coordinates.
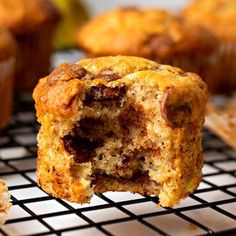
[33,55,207,120]
[77,7,217,59]
[181,0,236,41]
[0,28,16,60]
[0,0,61,35]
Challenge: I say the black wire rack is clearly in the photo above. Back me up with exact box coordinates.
[0,52,236,236]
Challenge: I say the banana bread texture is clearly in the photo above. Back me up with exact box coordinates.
[33,56,207,207]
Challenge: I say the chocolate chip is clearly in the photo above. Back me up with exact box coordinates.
[48,63,88,85]
[84,85,126,105]
[93,73,121,82]
[92,170,149,184]
[62,135,101,163]
[72,64,87,80]
[161,88,192,128]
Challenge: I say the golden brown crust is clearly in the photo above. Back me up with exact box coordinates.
[34,56,159,120]
[33,56,207,207]
[181,0,236,41]
[77,7,217,59]
[0,28,16,60]
[0,0,61,34]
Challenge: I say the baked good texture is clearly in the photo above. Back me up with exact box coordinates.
[0,179,11,225]
[0,0,61,90]
[181,0,236,94]
[77,7,217,85]
[33,56,207,207]
[0,28,16,129]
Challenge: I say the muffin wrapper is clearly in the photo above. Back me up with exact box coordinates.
[209,42,236,94]
[15,26,55,90]
[0,57,15,129]
[156,55,212,82]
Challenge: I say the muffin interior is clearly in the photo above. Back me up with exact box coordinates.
[61,79,170,196]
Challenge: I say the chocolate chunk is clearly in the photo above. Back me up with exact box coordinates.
[62,135,101,163]
[84,85,126,105]
[92,170,149,184]
[93,73,121,82]
[161,88,192,127]
[73,117,105,138]
[72,64,87,80]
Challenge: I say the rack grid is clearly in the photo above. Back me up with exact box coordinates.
[0,52,236,236]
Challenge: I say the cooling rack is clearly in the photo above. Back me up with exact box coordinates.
[0,51,236,236]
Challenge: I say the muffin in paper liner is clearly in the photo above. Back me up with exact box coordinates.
[205,95,236,149]
[15,27,56,90]
[181,0,236,95]
[0,0,61,90]
[0,57,15,129]
[0,179,11,226]
[77,7,218,84]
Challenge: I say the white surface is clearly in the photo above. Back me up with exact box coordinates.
[184,208,236,231]
[145,214,205,236]
[204,174,236,186]
[62,228,105,236]
[124,201,165,215]
[104,191,143,202]
[1,220,49,236]
[0,147,30,160]
[10,187,47,200]
[44,214,88,230]
[104,220,160,236]
[25,200,67,215]
[82,207,128,223]
[80,0,190,15]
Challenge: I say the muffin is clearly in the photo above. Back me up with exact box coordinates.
[181,0,236,95]
[0,179,11,225]
[33,56,207,207]
[77,7,217,87]
[0,0,61,90]
[0,28,16,129]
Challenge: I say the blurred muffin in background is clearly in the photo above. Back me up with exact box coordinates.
[181,0,236,95]
[52,0,89,49]
[77,7,218,87]
[0,28,16,129]
[0,0,61,90]
[0,179,11,225]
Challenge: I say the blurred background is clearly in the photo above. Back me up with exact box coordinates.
[79,0,189,14]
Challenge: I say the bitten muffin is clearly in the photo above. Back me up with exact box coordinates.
[181,0,236,95]
[33,56,207,207]
[0,0,61,90]
[0,179,11,226]
[0,28,16,129]
[77,7,217,87]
